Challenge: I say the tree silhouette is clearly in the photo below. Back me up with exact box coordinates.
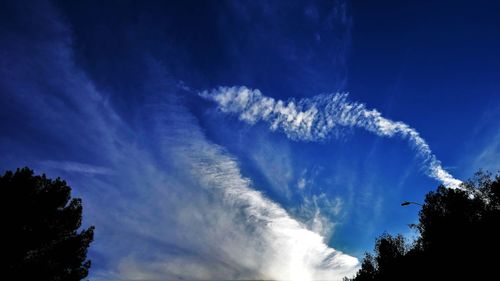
[2,167,94,281]
[348,171,500,281]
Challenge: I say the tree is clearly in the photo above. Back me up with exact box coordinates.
[350,234,411,281]
[1,167,94,281]
[348,171,500,281]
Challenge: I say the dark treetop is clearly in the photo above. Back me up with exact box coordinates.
[2,167,94,281]
[348,171,500,281]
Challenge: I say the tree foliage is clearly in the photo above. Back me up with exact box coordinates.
[348,171,500,281]
[1,167,94,281]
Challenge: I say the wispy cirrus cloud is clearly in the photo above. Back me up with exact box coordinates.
[149,100,360,281]
[200,86,462,189]
[0,2,359,280]
[40,160,112,175]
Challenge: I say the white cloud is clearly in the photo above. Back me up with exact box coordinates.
[298,177,307,189]
[248,134,294,198]
[147,100,360,281]
[0,4,359,279]
[200,86,462,189]
[292,193,344,240]
[40,160,112,175]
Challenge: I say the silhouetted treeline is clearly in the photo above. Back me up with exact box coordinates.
[2,167,94,281]
[346,171,500,281]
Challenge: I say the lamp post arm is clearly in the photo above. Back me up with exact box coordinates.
[401,201,423,207]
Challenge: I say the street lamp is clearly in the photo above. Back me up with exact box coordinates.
[401,201,423,207]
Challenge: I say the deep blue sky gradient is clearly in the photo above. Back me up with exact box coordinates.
[1,0,499,278]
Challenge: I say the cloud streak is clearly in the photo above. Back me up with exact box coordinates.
[0,2,359,279]
[40,161,112,175]
[155,100,359,281]
[200,86,462,189]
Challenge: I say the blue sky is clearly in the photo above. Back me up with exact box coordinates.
[1,1,499,280]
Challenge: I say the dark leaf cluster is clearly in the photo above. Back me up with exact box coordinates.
[348,171,500,281]
[1,167,94,281]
